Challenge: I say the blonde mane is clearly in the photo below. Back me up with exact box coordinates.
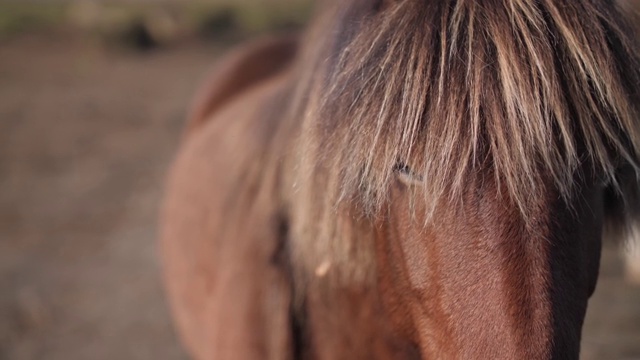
[293,0,640,219]
[284,0,640,281]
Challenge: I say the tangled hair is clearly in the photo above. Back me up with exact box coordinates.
[293,0,640,231]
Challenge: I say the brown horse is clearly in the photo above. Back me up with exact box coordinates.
[160,1,640,359]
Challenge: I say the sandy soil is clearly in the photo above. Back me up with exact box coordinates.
[0,33,639,360]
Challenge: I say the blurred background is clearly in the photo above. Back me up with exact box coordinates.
[0,1,638,359]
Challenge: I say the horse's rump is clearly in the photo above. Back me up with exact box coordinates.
[160,37,298,359]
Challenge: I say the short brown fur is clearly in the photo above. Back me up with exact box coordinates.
[161,1,640,359]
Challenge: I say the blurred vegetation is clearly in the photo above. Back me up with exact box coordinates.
[0,3,67,37]
[0,0,313,47]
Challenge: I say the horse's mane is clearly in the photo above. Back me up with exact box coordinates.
[293,0,640,230]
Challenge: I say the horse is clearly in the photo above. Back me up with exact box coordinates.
[160,1,640,359]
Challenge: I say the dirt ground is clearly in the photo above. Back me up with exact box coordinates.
[0,33,208,360]
[0,33,639,360]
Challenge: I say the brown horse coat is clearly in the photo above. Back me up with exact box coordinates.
[161,37,298,359]
[161,1,640,359]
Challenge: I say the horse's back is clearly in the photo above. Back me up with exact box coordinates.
[160,37,297,360]
[186,34,298,134]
